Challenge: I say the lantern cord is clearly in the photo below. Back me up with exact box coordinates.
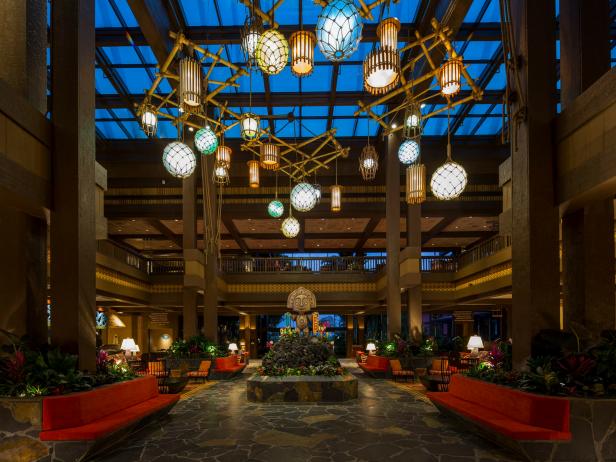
[275,170,278,199]
[446,102,452,161]
[288,174,293,218]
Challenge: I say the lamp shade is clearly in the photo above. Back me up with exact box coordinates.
[316,0,363,62]
[440,57,463,97]
[194,126,218,155]
[213,162,230,185]
[256,29,289,75]
[240,113,260,140]
[247,160,260,188]
[290,30,316,77]
[267,199,284,218]
[241,15,263,67]
[228,342,238,351]
[313,184,322,204]
[403,102,422,139]
[140,103,157,137]
[162,141,197,179]
[430,160,467,200]
[359,144,378,180]
[467,335,484,350]
[120,338,137,351]
[178,57,201,111]
[216,145,232,168]
[366,342,376,352]
[406,164,426,205]
[331,184,342,212]
[398,139,420,164]
[260,143,280,170]
[363,48,400,94]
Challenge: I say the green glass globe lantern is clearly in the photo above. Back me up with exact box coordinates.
[267,200,284,218]
[194,126,218,155]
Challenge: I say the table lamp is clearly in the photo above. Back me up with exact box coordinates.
[467,335,484,357]
[366,342,376,355]
[120,338,137,357]
[228,343,238,354]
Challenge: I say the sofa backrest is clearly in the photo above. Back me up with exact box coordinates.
[448,375,570,432]
[215,355,237,369]
[367,355,389,370]
[42,376,159,431]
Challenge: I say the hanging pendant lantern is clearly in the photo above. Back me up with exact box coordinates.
[312,183,322,204]
[256,29,289,75]
[213,162,230,185]
[240,112,260,140]
[268,200,284,218]
[247,159,260,188]
[290,182,318,212]
[377,17,400,50]
[290,30,316,77]
[440,56,463,97]
[194,126,218,155]
[281,216,300,238]
[431,143,467,200]
[331,184,342,212]
[139,101,158,137]
[359,144,379,180]
[162,141,196,179]
[259,143,280,170]
[241,15,263,67]
[403,101,422,139]
[316,0,363,62]
[363,17,400,95]
[398,138,420,165]
[406,164,426,205]
[216,145,232,169]
[178,57,201,111]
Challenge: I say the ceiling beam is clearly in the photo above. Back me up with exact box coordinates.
[126,0,175,64]
[222,217,249,253]
[326,63,339,132]
[421,216,458,245]
[145,219,183,247]
[354,217,380,251]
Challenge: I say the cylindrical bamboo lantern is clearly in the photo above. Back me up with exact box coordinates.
[247,160,260,188]
[179,57,201,110]
[331,184,342,212]
[440,57,463,97]
[259,143,280,170]
[406,164,426,205]
[216,145,232,169]
[290,30,316,77]
[377,17,400,50]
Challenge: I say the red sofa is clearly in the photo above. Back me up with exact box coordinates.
[210,354,245,379]
[428,375,571,441]
[358,355,390,377]
[40,375,179,441]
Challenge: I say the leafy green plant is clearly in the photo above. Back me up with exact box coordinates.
[517,357,562,395]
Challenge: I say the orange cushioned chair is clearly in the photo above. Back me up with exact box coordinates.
[389,359,414,382]
[187,360,211,382]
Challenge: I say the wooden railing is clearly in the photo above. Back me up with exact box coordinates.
[97,240,147,272]
[219,256,387,274]
[456,235,512,269]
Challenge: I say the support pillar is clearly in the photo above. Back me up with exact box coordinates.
[202,154,218,343]
[509,0,561,368]
[406,203,422,342]
[386,133,402,338]
[560,0,615,334]
[182,151,198,339]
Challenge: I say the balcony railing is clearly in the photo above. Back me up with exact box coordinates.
[219,256,386,274]
[97,240,147,272]
[457,235,512,269]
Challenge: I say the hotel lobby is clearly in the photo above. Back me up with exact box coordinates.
[0,0,615,461]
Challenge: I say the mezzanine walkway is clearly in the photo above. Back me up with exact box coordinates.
[97,361,521,462]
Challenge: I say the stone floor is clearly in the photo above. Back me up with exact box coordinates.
[96,361,523,462]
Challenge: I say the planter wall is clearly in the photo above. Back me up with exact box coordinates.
[0,397,51,462]
[247,374,358,403]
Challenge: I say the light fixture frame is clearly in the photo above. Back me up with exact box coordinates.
[359,144,378,180]
[406,163,426,205]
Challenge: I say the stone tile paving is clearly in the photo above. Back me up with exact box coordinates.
[95,361,523,462]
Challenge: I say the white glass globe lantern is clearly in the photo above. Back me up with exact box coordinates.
[255,29,289,75]
[431,161,468,200]
[240,112,260,140]
[281,216,300,238]
[162,141,197,179]
[290,182,318,212]
[316,0,363,62]
[268,200,284,218]
[194,126,218,155]
[398,139,420,164]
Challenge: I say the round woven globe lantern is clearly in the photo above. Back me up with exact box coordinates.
[216,145,231,168]
[268,200,284,218]
[259,143,280,170]
[398,139,420,164]
[331,184,342,212]
[316,0,363,62]
[178,57,201,111]
[256,29,289,75]
[406,164,426,205]
[194,127,218,155]
[241,15,263,67]
[281,216,300,238]
[290,30,316,77]
[430,161,467,200]
[162,141,196,179]
[247,160,260,188]
[290,182,318,212]
[440,57,463,97]
[140,103,157,137]
[240,112,260,140]
[359,144,378,181]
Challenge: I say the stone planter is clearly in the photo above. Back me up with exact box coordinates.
[247,374,358,403]
[0,397,50,462]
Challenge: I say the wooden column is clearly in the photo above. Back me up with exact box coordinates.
[203,153,218,342]
[182,141,198,339]
[50,0,96,371]
[386,132,402,338]
[509,0,561,367]
[357,315,365,348]
[560,0,615,334]
[406,203,422,342]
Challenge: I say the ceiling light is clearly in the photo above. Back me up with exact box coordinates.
[247,160,260,188]
[213,163,230,185]
[406,164,426,205]
[440,56,463,97]
[138,100,157,137]
[268,200,284,218]
[256,29,289,75]
[398,138,420,164]
[403,100,422,139]
[178,57,201,112]
[364,18,400,95]
[162,141,196,179]
[241,15,263,67]
[281,216,300,238]
[431,159,467,200]
[259,143,280,170]
[331,184,342,212]
[359,144,378,181]
[316,0,363,62]
[290,30,316,77]
[291,182,318,212]
[240,112,260,140]
[216,145,232,169]
[194,126,218,155]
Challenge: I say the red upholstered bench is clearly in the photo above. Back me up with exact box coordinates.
[428,375,571,444]
[210,354,246,379]
[39,375,179,442]
[358,355,390,377]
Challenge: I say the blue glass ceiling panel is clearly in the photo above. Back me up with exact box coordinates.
[157,120,178,138]
[336,65,363,91]
[333,105,359,116]
[222,122,241,139]
[95,68,117,93]
[485,63,505,90]
[103,46,142,64]
[180,0,244,26]
[455,116,484,135]
[274,119,296,137]
[273,106,296,115]
[96,0,121,27]
[301,118,327,136]
[111,108,134,118]
[463,0,500,23]
[469,104,495,115]
[96,108,112,119]
[331,118,355,137]
[423,116,447,136]
[269,67,300,92]
[115,68,153,93]
[302,106,329,117]
[123,120,148,138]
[473,114,502,135]
[301,65,333,91]
[454,41,500,60]
[97,121,127,138]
